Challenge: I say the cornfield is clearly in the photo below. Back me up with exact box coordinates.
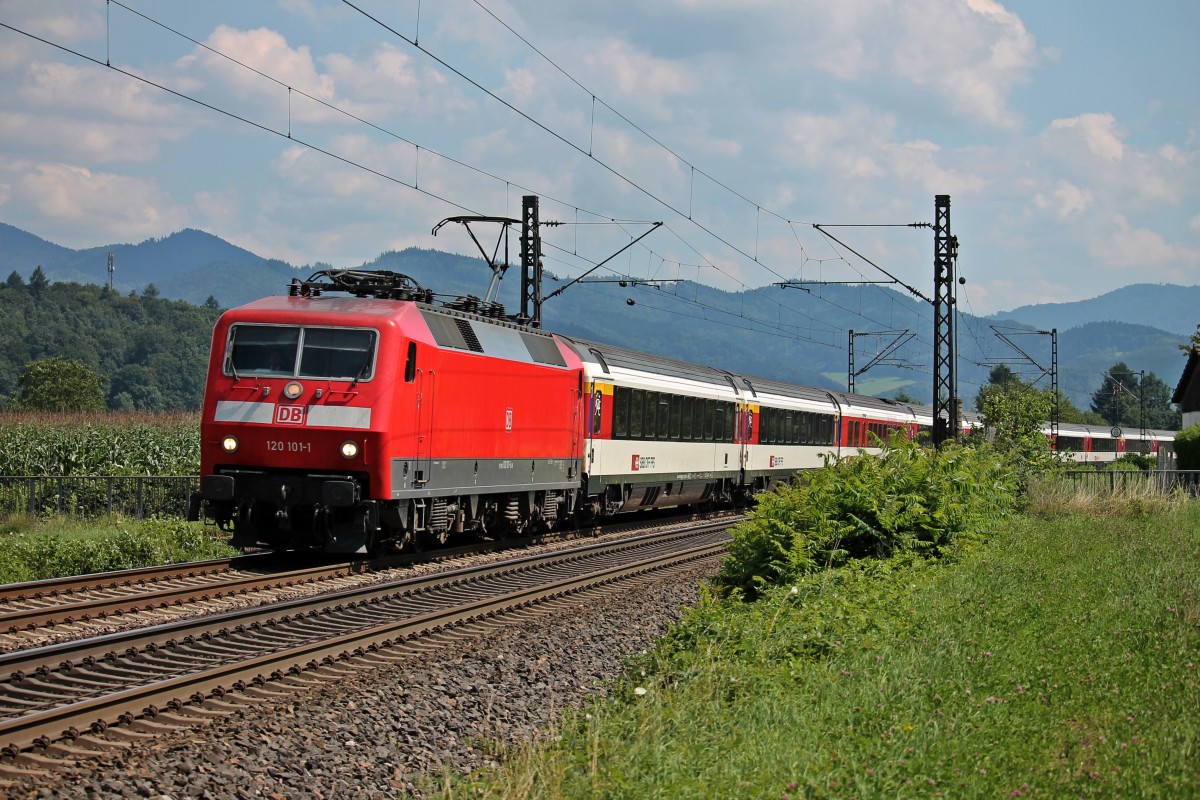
[0,412,200,476]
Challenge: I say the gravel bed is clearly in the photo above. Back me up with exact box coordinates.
[9,561,715,799]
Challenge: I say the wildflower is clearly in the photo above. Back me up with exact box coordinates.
[790,586,799,595]
[633,687,648,697]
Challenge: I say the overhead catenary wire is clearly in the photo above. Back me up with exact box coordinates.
[3,3,942,379]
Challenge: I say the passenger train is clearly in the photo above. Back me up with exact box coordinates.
[186,270,1175,554]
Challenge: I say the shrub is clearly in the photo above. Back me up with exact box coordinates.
[0,518,236,582]
[1175,424,1200,470]
[716,434,1018,598]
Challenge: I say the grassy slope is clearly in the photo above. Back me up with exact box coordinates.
[462,500,1200,799]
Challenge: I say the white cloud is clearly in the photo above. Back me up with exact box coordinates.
[1049,113,1124,161]
[1033,181,1092,219]
[880,0,1037,128]
[584,39,695,111]
[1094,214,1200,270]
[0,158,186,243]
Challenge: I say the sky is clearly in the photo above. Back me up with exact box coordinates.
[0,0,1196,317]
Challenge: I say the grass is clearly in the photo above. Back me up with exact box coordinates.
[454,487,1200,799]
[0,515,238,584]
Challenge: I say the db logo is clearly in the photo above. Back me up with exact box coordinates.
[275,404,305,425]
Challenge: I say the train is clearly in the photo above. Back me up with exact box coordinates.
[186,269,1175,554]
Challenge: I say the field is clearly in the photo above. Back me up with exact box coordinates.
[0,411,200,476]
[459,483,1200,798]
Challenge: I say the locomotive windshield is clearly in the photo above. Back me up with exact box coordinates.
[227,324,376,380]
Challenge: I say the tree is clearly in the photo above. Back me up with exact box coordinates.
[1091,363,1140,427]
[975,364,1024,411]
[15,357,106,412]
[1090,363,1181,430]
[28,265,48,299]
[976,381,1056,481]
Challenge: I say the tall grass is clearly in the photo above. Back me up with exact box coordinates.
[457,503,1200,799]
[0,516,236,584]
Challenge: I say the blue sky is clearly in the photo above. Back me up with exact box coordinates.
[0,0,1196,315]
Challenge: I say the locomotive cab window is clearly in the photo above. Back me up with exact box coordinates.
[227,325,377,380]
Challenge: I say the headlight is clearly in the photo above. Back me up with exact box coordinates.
[340,440,359,459]
[284,381,303,400]
[222,435,239,453]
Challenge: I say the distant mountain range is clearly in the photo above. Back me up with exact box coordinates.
[1,221,1193,411]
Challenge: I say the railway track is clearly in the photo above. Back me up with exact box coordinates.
[0,553,376,651]
[0,519,730,774]
[0,511,740,653]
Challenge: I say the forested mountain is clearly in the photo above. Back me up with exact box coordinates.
[990,284,1200,339]
[0,273,219,410]
[0,222,1193,414]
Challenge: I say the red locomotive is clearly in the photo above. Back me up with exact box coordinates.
[189,271,585,553]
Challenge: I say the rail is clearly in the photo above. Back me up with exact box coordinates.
[0,476,198,520]
[1061,469,1200,496]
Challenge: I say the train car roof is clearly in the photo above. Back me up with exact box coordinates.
[558,336,744,391]
[828,391,919,419]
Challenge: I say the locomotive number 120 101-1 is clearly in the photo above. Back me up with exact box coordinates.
[266,440,313,453]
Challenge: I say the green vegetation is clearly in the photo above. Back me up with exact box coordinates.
[0,274,219,411]
[1176,424,1200,471]
[0,516,236,584]
[718,435,1015,599]
[975,364,1103,426]
[13,356,107,412]
[453,425,1198,798]
[1090,361,1180,430]
[0,412,200,475]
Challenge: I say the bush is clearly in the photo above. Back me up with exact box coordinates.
[716,434,1019,598]
[0,518,236,582]
[1106,453,1154,471]
[1176,424,1200,470]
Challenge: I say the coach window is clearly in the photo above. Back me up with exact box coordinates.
[669,395,682,439]
[630,389,644,439]
[724,404,735,443]
[681,396,694,440]
[613,387,630,439]
[659,395,672,441]
[644,392,658,440]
